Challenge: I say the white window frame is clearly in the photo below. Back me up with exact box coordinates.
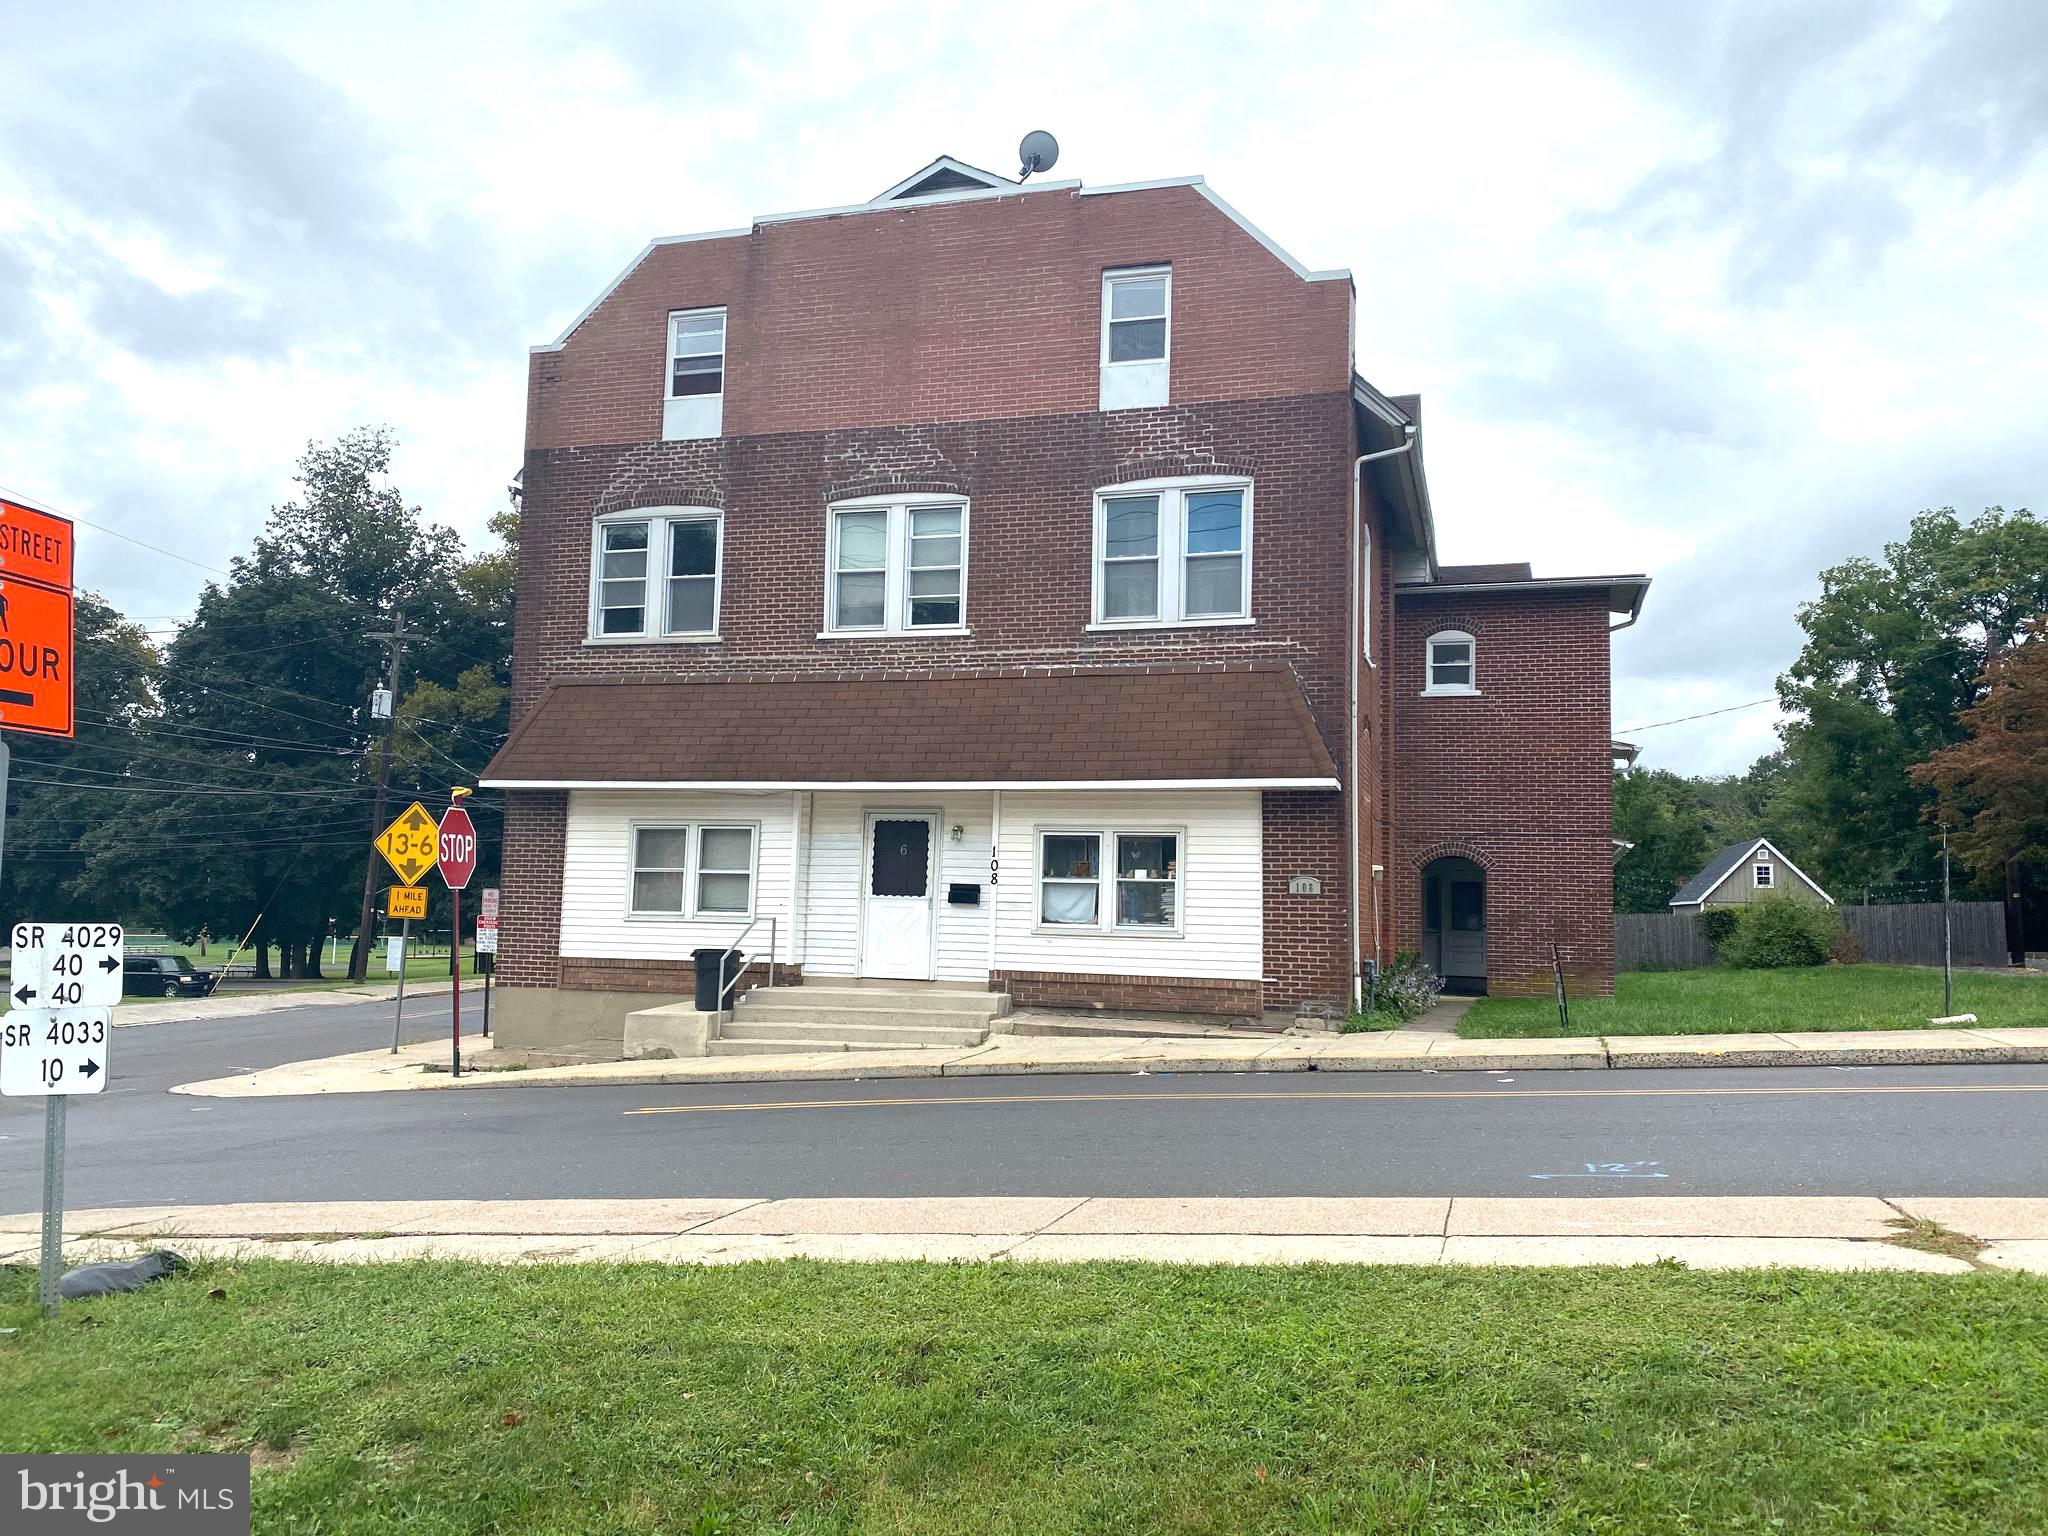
[1361,524,1374,667]
[1421,629,1479,696]
[662,307,726,441]
[1100,267,1171,370]
[625,820,759,920]
[1753,862,1774,890]
[587,508,724,643]
[1088,476,1253,631]
[1033,826,1186,937]
[821,496,971,637]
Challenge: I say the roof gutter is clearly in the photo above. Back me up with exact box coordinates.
[1351,426,1417,1010]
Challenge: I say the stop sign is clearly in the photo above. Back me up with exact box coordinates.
[437,805,479,890]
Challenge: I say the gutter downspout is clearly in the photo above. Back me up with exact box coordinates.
[1609,581,1648,632]
[1350,426,1417,1010]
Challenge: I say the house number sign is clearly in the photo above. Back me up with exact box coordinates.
[1288,876,1322,896]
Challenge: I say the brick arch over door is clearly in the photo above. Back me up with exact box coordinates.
[1409,839,1494,872]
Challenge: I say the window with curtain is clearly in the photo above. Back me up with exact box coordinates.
[1038,829,1183,933]
[827,499,970,634]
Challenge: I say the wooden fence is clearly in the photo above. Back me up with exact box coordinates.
[1617,901,2009,972]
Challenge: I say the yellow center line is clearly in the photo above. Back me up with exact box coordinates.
[625,1081,2048,1116]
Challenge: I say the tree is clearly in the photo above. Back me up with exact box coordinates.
[1612,767,1711,913]
[1776,506,2048,898]
[1911,620,2048,923]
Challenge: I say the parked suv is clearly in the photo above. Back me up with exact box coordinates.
[122,954,215,999]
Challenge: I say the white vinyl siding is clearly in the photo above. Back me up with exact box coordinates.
[801,792,993,981]
[560,791,795,964]
[995,791,1261,979]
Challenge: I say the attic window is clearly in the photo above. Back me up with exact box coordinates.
[895,168,990,197]
[1754,862,1773,889]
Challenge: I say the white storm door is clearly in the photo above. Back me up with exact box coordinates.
[859,813,936,979]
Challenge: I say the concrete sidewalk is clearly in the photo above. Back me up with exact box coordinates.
[114,979,482,1028]
[8,1196,2044,1273]
[171,1020,2048,1098]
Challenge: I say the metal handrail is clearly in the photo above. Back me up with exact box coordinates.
[715,914,776,1010]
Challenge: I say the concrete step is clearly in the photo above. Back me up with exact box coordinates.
[723,1015,988,1047]
[740,985,1009,1018]
[706,1037,948,1057]
[727,1005,993,1040]
[1008,1016,1246,1041]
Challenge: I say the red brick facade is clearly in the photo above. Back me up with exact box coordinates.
[1390,590,1617,997]
[495,168,1619,1018]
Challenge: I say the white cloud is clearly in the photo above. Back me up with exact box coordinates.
[1,0,2042,777]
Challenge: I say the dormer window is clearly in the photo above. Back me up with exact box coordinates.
[1100,267,1170,410]
[663,308,725,441]
[1423,631,1478,696]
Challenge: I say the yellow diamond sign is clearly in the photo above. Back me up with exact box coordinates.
[375,801,439,886]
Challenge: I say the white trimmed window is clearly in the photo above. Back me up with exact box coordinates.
[825,498,969,635]
[1753,862,1774,889]
[1037,829,1182,933]
[1099,267,1170,410]
[1361,525,1374,665]
[1422,630,1477,696]
[590,509,723,640]
[629,823,757,918]
[589,514,724,638]
[1091,477,1252,628]
[662,308,726,441]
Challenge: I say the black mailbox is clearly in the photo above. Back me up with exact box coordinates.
[947,883,981,906]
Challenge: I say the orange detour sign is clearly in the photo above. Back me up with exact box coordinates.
[0,498,75,595]
[0,577,74,740]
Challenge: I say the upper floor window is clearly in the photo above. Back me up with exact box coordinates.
[590,509,722,641]
[1361,525,1374,666]
[825,498,969,636]
[1090,477,1251,629]
[1753,862,1774,889]
[662,308,725,441]
[1422,630,1477,696]
[1099,267,1170,410]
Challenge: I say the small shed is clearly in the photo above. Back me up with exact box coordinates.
[1669,837,1833,910]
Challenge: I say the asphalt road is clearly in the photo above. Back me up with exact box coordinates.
[3,994,2047,1208]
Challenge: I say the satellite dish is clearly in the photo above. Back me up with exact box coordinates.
[1018,130,1059,180]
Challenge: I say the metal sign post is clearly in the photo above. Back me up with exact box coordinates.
[3,919,123,1316]
[437,799,478,1078]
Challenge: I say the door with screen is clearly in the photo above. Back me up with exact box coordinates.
[860,814,936,979]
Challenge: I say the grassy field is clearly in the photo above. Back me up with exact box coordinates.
[1461,964,2048,1038]
[4,1259,2047,1533]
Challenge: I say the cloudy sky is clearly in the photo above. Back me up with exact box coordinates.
[2,0,2042,773]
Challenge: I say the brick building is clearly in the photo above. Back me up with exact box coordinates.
[482,155,1648,1054]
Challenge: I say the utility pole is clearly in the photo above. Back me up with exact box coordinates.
[350,610,408,982]
[1941,827,1953,1016]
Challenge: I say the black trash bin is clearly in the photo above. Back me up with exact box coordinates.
[692,947,744,1011]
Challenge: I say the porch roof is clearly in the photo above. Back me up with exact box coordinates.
[480,663,1339,790]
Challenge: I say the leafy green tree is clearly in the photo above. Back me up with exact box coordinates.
[1776,506,2048,898]
[1612,767,1711,913]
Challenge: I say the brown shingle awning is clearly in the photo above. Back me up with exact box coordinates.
[482,664,1338,789]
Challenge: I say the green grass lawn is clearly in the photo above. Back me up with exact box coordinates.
[1461,964,2048,1038]
[4,1259,2047,1533]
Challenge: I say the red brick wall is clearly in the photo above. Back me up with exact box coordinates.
[529,184,1353,449]
[499,790,566,988]
[512,396,1355,743]
[991,969,1263,1018]
[1391,590,1615,996]
[1262,791,1349,1010]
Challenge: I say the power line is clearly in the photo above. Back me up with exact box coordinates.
[0,477,236,579]
[12,774,369,800]
[1618,698,1778,734]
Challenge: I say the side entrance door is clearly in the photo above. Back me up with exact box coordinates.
[859,812,937,979]
[1443,877,1487,976]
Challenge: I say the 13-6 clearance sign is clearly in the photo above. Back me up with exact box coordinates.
[0,496,76,740]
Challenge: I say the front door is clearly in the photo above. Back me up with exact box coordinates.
[860,813,936,979]
[1443,878,1487,976]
